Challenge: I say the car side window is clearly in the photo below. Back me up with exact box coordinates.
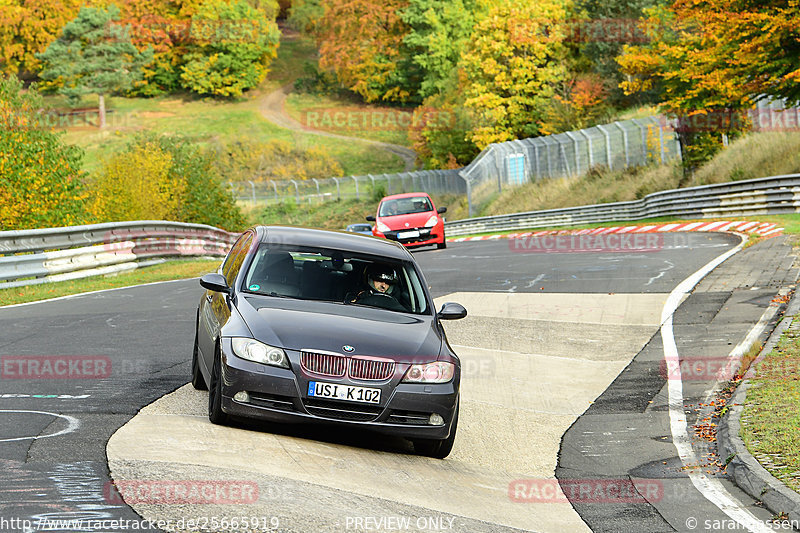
[223,233,254,287]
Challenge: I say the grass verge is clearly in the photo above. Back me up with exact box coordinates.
[285,92,413,147]
[740,320,800,493]
[0,259,221,307]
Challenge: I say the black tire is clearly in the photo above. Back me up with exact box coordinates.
[191,329,208,391]
[437,232,447,249]
[208,347,230,425]
[413,402,458,459]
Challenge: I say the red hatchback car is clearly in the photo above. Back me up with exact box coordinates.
[367,192,447,249]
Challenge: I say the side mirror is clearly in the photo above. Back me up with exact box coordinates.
[366,215,376,222]
[438,302,467,320]
[437,206,447,214]
[200,273,230,293]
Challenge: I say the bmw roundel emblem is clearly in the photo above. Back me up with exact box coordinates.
[343,345,355,353]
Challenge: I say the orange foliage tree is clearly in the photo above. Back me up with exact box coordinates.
[316,0,413,103]
[615,1,800,168]
[0,0,84,76]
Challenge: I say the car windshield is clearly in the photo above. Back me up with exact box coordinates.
[242,244,430,314]
[379,197,433,217]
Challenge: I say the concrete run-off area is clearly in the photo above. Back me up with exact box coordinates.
[107,292,672,532]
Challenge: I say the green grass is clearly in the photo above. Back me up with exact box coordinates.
[48,29,406,177]
[740,321,800,493]
[0,259,221,307]
[265,35,319,88]
[56,93,405,177]
[285,92,413,147]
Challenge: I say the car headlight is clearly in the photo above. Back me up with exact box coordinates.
[402,361,454,383]
[424,215,439,228]
[376,221,391,233]
[231,338,289,368]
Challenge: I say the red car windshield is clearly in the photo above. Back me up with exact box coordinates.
[379,197,433,217]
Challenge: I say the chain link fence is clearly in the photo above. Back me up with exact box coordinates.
[230,115,683,215]
[459,116,681,216]
[228,168,465,207]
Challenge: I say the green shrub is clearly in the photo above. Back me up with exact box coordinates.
[0,74,88,230]
[179,0,281,97]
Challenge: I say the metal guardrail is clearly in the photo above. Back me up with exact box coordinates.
[2,174,798,289]
[0,221,237,289]
[444,174,800,236]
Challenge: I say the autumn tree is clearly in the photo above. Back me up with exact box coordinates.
[400,0,480,100]
[572,0,664,105]
[90,134,245,230]
[614,1,795,169]
[288,0,323,35]
[115,0,188,96]
[316,0,414,103]
[179,0,281,97]
[460,0,569,148]
[91,142,181,222]
[0,74,88,230]
[0,0,83,76]
[37,5,152,128]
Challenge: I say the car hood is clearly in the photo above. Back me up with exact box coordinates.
[381,212,434,231]
[238,296,442,362]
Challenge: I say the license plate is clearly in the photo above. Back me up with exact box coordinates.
[307,381,381,404]
[397,230,420,239]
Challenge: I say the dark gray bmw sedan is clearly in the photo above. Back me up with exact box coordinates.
[192,225,467,458]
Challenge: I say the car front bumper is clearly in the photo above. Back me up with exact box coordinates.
[218,341,459,440]
[374,228,444,247]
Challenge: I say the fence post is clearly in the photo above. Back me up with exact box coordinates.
[312,178,320,201]
[531,140,540,179]
[565,131,580,176]
[384,174,391,195]
[333,177,340,200]
[631,118,648,162]
[542,137,555,177]
[597,124,612,170]
[556,137,571,176]
[614,122,630,168]
[352,176,359,199]
[290,179,299,203]
[268,180,278,202]
[580,130,594,169]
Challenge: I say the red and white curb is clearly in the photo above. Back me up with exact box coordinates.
[448,220,783,243]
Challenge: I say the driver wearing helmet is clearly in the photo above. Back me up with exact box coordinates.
[350,264,406,311]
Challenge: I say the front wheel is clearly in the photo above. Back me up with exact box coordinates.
[437,231,447,249]
[413,402,458,459]
[208,347,230,426]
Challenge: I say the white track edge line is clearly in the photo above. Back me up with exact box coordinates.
[660,234,773,532]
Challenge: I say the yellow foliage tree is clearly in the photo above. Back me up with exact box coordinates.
[460,0,569,148]
[91,142,185,221]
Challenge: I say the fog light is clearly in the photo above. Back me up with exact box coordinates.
[234,391,249,403]
[428,413,444,426]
